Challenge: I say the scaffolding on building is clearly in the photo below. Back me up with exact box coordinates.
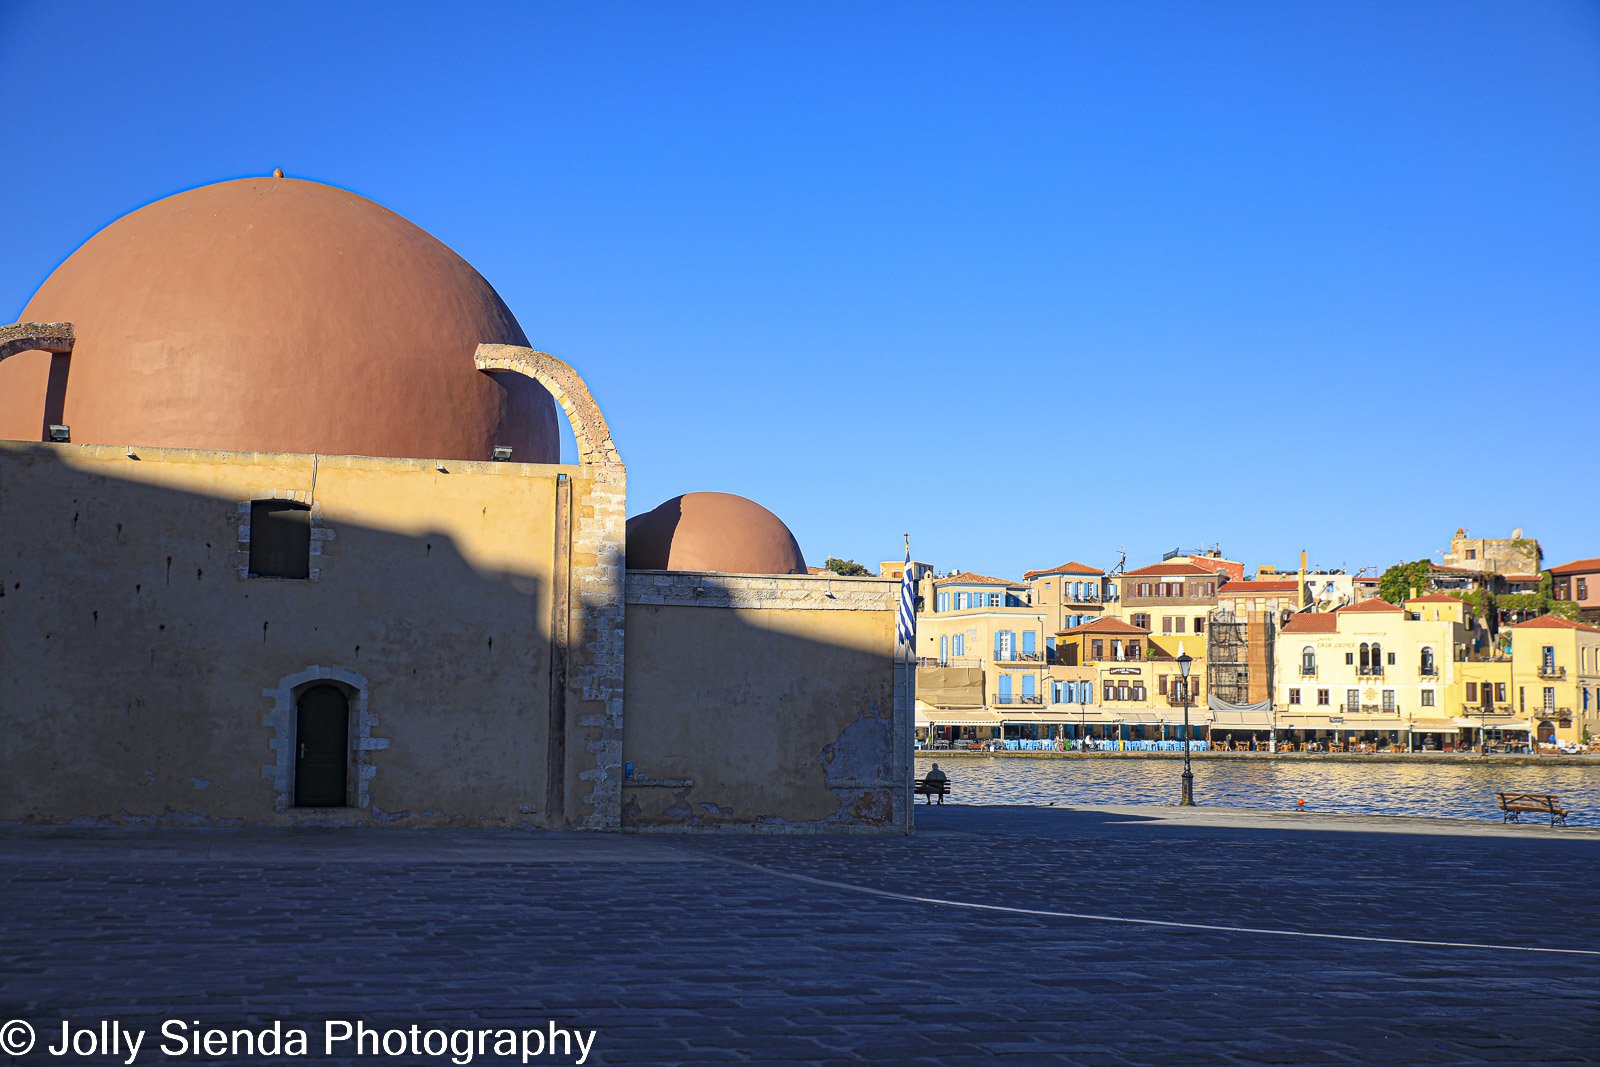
[1207,609,1251,705]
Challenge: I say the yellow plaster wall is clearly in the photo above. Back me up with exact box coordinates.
[621,587,903,831]
[0,441,570,826]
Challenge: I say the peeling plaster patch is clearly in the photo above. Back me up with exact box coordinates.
[698,801,735,819]
[818,713,893,788]
[141,770,156,784]
[661,789,699,826]
[191,777,212,790]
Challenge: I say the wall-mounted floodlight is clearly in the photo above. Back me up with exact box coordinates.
[47,424,71,442]
[492,446,513,462]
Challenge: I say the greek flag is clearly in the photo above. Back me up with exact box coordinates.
[896,543,916,648]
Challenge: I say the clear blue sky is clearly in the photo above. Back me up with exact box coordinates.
[4,2,1597,578]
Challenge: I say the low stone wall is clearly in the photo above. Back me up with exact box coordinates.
[621,571,912,833]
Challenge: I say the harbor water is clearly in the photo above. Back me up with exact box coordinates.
[915,753,1600,826]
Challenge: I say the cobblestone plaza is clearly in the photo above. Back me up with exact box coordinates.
[4,805,1598,1064]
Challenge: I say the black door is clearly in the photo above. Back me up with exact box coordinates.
[295,685,348,807]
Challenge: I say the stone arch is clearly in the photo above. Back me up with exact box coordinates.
[473,344,622,467]
[0,321,74,363]
[260,664,388,812]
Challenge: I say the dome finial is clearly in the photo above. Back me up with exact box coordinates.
[272,168,284,178]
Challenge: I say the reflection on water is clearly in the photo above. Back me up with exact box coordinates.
[915,754,1600,826]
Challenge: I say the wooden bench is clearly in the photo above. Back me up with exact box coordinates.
[914,777,951,804]
[1496,792,1569,827]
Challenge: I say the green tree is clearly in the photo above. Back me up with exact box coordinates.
[1378,559,1432,605]
[824,556,870,576]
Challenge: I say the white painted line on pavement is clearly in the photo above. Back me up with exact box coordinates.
[720,858,1600,957]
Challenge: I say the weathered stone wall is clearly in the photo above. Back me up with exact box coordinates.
[621,571,912,833]
[0,441,583,827]
[470,344,627,831]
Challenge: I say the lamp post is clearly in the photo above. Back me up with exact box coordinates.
[1178,650,1196,806]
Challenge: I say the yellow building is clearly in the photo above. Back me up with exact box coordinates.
[1274,598,1469,750]
[1506,616,1600,745]
[913,572,1052,741]
[1022,561,1107,634]
[1110,560,1220,687]
[1043,617,1208,745]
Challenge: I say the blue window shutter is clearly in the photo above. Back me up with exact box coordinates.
[995,631,1004,658]
[940,636,948,661]
[999,675,1011,699]
[1022,675,1036,698]
[1023,632,1037,655]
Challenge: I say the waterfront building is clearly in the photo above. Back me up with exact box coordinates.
[912,571,1058,742]
[1179,549,1245,583]
[1256,568,1372,610]
[1022,561,1108,633]
[1048,617,1208,742]
[1207,576,1303,721]
[1273,598,1470,750]
[1506,616,1600,744]
[1109,560,1221,684]
[1550,558,1600,624]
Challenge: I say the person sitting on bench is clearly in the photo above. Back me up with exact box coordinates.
[915,762,950,804]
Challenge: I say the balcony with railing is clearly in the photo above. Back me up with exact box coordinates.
[996,651,1048,665]
[1538,664,1566,680]
[993,693,1044,706]
[1339,703,1400,716]
[1419,666,1438,677]
[1298,664,1318,678]
[1358,666,1384,677]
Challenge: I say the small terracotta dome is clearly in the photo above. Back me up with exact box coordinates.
[0,176,559,462]
[626,492,807,575]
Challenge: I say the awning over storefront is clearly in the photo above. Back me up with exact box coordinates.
[998,713,1095,725]
[1408,719,1460,732]
[1452,716,1532,732]
[1277,715,1407,731]
[1111,712,1210,726]
[915,667,985,708]
[1208,708,1275,730]
[916,708,1003,728]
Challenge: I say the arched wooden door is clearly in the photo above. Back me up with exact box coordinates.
[295,684,349,807]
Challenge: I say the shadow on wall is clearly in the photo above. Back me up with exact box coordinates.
[0,441,562,828]
[0,444,911,832]
[621,570,908,833]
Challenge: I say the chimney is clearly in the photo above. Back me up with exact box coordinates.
[1298,550,1308,610]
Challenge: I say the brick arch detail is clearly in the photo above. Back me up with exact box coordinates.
[473,344,622,467]
[0,321,74,362]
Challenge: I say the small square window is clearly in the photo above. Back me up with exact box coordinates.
[248,501,310,579]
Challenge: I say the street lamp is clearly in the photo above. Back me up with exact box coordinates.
[1177,649,1196,806]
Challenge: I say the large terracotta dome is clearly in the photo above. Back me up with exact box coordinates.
[0,176,559,462]
[626,493,807,575]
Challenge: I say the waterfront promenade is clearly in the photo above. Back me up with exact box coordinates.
[4,807,1599,1064]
